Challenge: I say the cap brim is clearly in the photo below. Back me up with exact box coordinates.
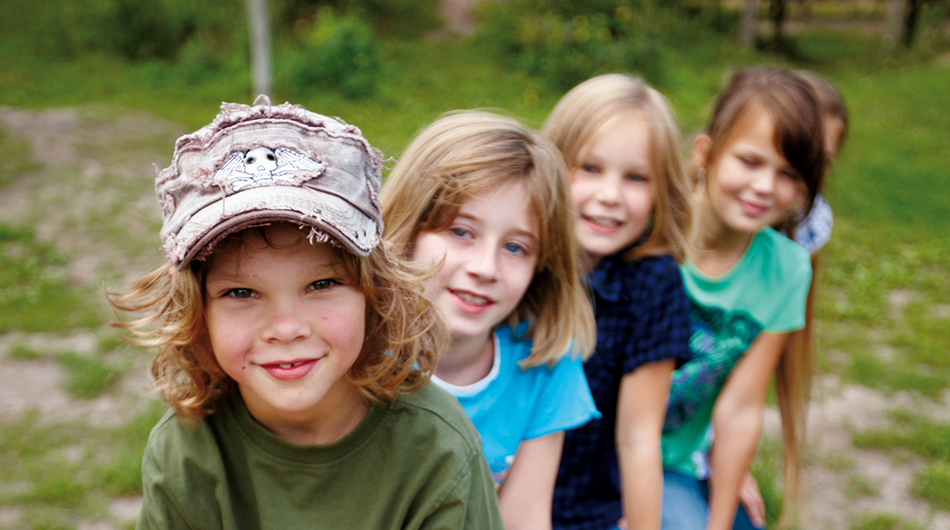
[175,186,379,268]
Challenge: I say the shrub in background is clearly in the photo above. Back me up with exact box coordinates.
[0,0,240,64]
[273,0,443,40]
[475,2,665,91]
[279,8,383,99]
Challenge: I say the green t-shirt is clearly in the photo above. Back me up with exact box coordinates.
[137,384,503,529]
[662,228,811,478]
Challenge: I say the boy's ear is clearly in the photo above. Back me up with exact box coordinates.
[691,134,712,169]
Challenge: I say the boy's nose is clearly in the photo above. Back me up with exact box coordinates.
[263,309,311,343]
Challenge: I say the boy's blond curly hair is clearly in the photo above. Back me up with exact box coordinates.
[108,229,446,420]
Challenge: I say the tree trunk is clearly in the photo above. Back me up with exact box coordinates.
[902,0,923,46]
[770,0,786,43]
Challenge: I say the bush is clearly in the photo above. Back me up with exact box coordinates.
[279,8,382,99]
[476,2,665,91]
[0,0,239,63]
[273,0,443,40]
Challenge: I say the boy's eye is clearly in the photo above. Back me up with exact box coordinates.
[309,279,338,291]
[226,288,255,299]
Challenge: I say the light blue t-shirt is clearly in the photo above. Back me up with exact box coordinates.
[434,324,600,487]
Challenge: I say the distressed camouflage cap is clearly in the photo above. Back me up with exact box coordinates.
[156,98,383,269]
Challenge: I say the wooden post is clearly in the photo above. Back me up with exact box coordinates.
[886,0,904,41]
[246,0,273,99]
[740,0,758,48]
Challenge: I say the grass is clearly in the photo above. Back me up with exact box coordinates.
[853,409,950,511]
[56,353,125,400]
[913,461,950,511]
[0,402,165,528]
[0,224,102,333]
[849,513,926,530]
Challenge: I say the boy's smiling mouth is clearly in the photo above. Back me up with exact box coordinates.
[260,358,320,381]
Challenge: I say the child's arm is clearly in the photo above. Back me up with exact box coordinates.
[498,431,565,530]
[706,331,789,530]
[616,358,675,530]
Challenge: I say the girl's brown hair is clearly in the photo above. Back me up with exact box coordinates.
[700,67,825,525]
[542,73,692,263]
[380,111,596,367]
[108,225,446,419]
[702,67,826,237]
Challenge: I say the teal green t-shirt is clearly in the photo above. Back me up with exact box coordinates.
[662,228,811,478]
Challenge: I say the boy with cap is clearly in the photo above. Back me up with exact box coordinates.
[109,100,503,529]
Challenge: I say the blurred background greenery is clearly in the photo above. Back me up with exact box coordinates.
[0,0,948,528]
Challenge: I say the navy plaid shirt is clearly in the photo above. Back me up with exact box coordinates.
[552,252,692,530]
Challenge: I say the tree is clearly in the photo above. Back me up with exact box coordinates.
[770,0,786,43]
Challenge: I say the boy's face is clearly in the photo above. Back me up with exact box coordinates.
[203,224,367,438]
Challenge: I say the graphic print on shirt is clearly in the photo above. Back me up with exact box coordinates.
[663,303,763,432]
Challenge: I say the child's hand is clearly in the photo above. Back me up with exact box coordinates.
[739,472,766,528]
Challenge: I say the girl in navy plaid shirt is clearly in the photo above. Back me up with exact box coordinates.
[544,74,694,530]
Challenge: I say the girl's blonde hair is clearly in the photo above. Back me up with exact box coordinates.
[698,67,825,525]
[108,225,446,419]
[542,73,692,263]
[381,111,596,367]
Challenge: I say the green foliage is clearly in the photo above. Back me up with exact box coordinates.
[475,3,667,90]
[0,225,101,333]
[273,0,443,40]
[279,8,383,99]
[98,0,186,61]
